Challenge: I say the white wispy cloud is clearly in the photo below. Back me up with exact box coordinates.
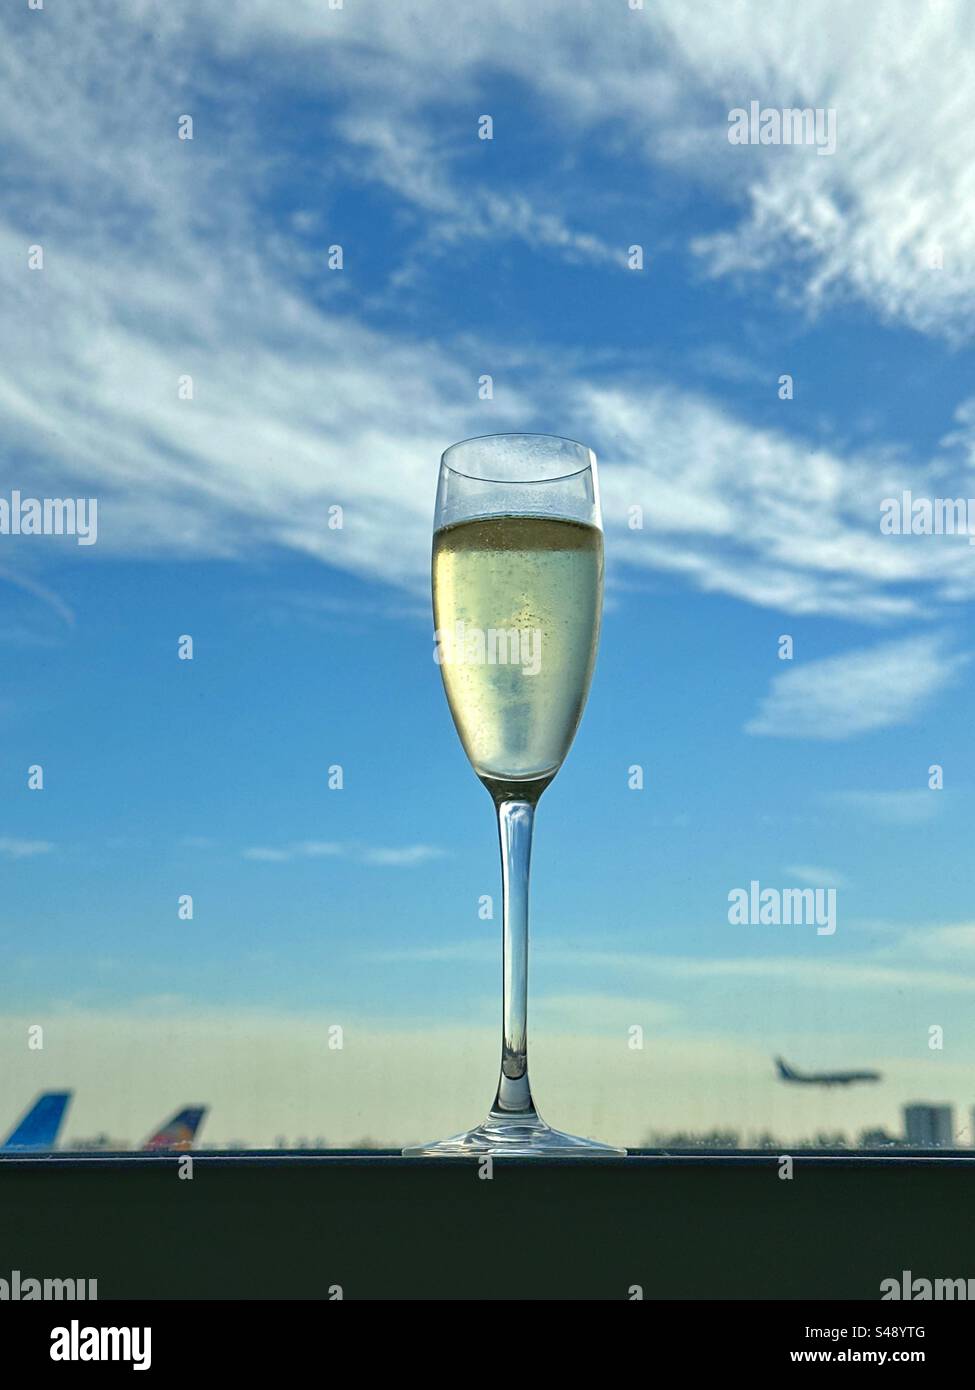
[588,384,975,622]
[5,1,975,631]
[784,865,848,889]
[830,790,942,826]
[369,943,496,964]
[677,2,975,340]
[0,568,75,628]
[543,948,975,996]
[334,112,620,274]
[745,634,966,739]
[358,845,446,867]
[243,841,444,867]
[372,939,975,996]
[899,923,975,960]
[0,837,54,859]
[533,994,680,1029]
[211,0,975,341]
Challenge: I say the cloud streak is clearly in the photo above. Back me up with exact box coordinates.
[0,838,54,859]
[7,3,975,640]
[745,634,967,739]
[830,790,943,826]
[243,842,445,867]
[206,0,975,341]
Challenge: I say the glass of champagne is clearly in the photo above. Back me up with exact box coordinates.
[404,434,625,1156]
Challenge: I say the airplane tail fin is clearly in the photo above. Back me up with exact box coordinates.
[142,1105,207,1151]
[2,1090,72,1150]
[774,1056,796,1081]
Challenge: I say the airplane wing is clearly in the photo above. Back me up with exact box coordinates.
[1,1090,72,1150]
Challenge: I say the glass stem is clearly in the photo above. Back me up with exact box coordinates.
[491,799,538,1118]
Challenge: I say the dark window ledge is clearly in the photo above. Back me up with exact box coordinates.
[2,1146,974,1167]
[2,1149,972,1298]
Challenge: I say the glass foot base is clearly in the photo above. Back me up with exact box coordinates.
[403,1109,626,1158]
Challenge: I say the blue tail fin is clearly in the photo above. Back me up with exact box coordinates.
[2,1091,72,1150]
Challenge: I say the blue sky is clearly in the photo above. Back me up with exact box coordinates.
[3,1,975,1148]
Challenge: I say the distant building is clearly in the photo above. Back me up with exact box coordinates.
[904,1103,954,1148]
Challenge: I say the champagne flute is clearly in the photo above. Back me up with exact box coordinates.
[404,434,625,1156]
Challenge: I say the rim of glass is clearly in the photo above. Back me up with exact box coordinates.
[440,432,595,484]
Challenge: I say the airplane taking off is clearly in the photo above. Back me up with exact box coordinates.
[1,1091,73,1150]
[776,1057,881,1087]
[142,1106,208,1151]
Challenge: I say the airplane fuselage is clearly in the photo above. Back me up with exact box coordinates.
[786,1072,880,1086]
[775,1057,881,1087]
